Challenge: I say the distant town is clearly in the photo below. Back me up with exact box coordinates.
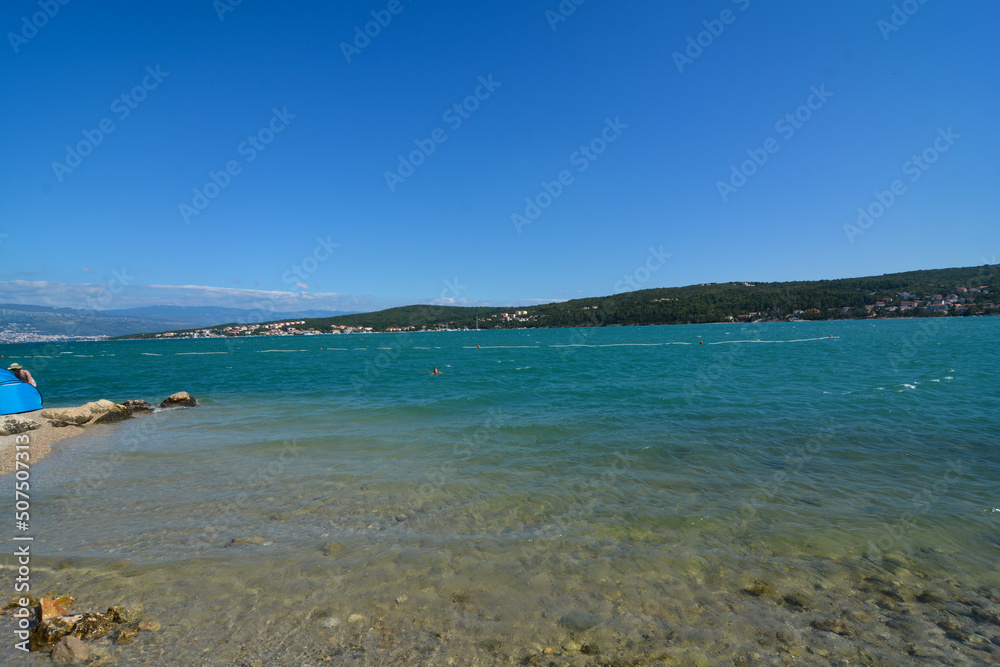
[3,265,996,342]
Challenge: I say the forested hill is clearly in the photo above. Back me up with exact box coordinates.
[308,264,997,331]
[115,264,998,339]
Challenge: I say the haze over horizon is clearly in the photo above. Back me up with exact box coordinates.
[1,1,997,313]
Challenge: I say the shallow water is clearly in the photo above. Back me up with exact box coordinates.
[2,319,999,665]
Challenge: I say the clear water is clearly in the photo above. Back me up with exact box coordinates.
[2,318,999,665]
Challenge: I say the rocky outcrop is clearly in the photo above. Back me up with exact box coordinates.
[92,405,133,425]
[160,391,198,408]
[39,392,197,429]
[0,416,41,436]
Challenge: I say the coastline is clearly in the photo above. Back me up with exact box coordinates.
[0,392,196,475]
[0,409,87,475]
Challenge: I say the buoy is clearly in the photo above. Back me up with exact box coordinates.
[699,341,704,345]
[477,345,480,348]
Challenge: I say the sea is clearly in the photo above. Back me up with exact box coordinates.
[1,318,998,666]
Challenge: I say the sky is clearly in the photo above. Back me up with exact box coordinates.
[1,0,998,313]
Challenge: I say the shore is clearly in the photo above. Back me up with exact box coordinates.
[0,392,196,476]
[0,409,91,475]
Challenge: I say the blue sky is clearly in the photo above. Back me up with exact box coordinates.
[1,0,997,312]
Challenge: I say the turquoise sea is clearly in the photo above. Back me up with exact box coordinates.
[2,318,999,665]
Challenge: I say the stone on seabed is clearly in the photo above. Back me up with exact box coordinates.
[51,636,89,664]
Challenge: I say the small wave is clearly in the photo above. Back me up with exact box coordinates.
[72,355,94,358]
[469,345,539,349]
[708,336,836,344]
[175,352,227,355]
[516,366,532,370]
[60,351,73,354]
[257,349,307,353]
[930,379,940,382]
[413,346,431,350]
[141,353,162,356]
[325,348,348,351]
[944,376,954,380]
[902,384,917,390]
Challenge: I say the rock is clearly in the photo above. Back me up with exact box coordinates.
[29,614,82,650]
[40,406,93,425]
[742,580,772,597]
[107,604,142,623]
[92,405,133,425]
[321,542,344,556]
[113,624,139,644]
[49,420,84,428]
[84,399,115,415]
[138,620,160,632]
[916,590,941,603]
[121,399,155,413]
[562,640,581,651]
[557,610,600,632]
[38,598,68,622]
[476,638,503,652]
[159,391,197,408]
[73,612,118,639]
[0,416,41,436]
[224,536,271,547]
[348,613,364,623]
[51,635,90,664]
[811,618,851,635]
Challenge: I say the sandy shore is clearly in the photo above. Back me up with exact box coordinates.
[0,409,95,475]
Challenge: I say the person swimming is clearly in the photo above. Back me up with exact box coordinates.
[430,368,441,375]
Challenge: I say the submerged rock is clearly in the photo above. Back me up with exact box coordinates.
[113,624,139,644]
[742,580,772,597]
[107,604,142,623]
[160,391,198,408]
[811,618,851,635]
[558,610,600,632]
[51,635,89,664]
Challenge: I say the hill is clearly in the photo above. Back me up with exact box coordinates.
[112,264,998,339]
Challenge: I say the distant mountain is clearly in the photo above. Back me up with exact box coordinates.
[0,304,358,340]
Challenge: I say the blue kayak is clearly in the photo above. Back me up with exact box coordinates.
[0,368,43,415]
